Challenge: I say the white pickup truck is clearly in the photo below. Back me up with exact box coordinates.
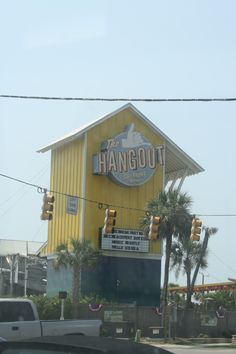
[0,298,102,340]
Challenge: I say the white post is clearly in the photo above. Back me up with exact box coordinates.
[24,257,28,296]
[14,255,19,284]
[9,256,13,297]
[60,299,65,320]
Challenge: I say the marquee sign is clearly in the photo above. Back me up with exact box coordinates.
[101,228,149,253]
[93,124,165,187]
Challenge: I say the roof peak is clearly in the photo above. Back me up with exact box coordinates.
[37,104,204,179]
[37,103,139,153]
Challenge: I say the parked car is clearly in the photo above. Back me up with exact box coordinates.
[0,298,102,340]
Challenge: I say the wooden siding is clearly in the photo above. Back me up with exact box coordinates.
[46,108,164,256]
[84,109,164,255]
[47,136,84,254]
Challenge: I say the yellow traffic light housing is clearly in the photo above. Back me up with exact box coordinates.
[41,193,55,221]
[148,215,161,240]
[190,218,202,241]
[103,208,117,234]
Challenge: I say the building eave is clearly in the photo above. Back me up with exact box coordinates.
[37,103,204,180]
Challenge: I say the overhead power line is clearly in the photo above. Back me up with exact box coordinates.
[196,214,236,217]
[0,173,41,189]
[0,164,48,208]
[1,172,236,217]
[0,164,49,218]
[0,172,144,213]
[1,94,236,102]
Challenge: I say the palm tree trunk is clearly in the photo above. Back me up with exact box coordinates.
[191,229,209,292]
[72,266,80,319]
[162,233,172,340]
[186,268,192,308]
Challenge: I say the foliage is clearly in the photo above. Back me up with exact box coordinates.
[54,239,100,319]
[141,190,192,238]
[168,283,180,288]
[54,239,100,271]
[170,233,208,307]
[199,291,236,310]
[28,295,72,319]
[168,290,186,308]
[141,189,192,338]
[169,224,218,308]
[171,237,208,278]
[28,294,109,320]
[190,226,218,293]
[198,333,209,338]
[79,294,108,304]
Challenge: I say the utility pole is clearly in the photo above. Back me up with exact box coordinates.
[24,257,28,296]
[0,257,3,296]
[24,242,29,296]
[8,255,14,297]
[199,271,205,285]
[228,278,236,307]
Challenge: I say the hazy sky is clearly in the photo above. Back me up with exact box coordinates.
[1,1,236,286]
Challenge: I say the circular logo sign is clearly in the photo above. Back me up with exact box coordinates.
[93,124,164,187]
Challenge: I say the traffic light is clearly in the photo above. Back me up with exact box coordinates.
[103,208,117,234]
[190,218,202,241]
[148,215,161,240]
[41,193,55,221]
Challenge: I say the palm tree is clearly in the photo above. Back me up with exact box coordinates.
[54,239,100,319]
[190,226,218,291]
[141,189,192,337]
[171,235,208,308]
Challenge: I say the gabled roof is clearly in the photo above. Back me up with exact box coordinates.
[37,103,204,180]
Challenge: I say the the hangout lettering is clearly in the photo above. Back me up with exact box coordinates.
[97,146,164,174]
[92,124,165,187]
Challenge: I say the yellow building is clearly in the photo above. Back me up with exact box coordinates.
[38,104,203,305]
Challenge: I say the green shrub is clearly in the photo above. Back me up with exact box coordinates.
[79,294,107,305]
[221,331,233,338]
[28,295,72,320]
[27,294,108,320]
[198,333,208,338]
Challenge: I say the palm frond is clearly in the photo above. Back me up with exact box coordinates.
[202,226,218,235]
[54,238,100,270]
[141,190,193,240]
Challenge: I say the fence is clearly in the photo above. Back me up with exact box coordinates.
[76,303,236,338]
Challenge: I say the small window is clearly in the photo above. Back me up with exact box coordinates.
[0,302,35,322]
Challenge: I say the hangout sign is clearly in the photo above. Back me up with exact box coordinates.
[93,124,165,187]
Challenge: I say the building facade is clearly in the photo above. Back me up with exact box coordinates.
[0,239,46,296]
[38,104,203,305]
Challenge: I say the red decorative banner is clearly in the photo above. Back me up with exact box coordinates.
[88,304,103,312]
[154,307,162,316]
[216,306,225,319]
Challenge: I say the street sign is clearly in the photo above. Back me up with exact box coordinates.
[66,196,78,215]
